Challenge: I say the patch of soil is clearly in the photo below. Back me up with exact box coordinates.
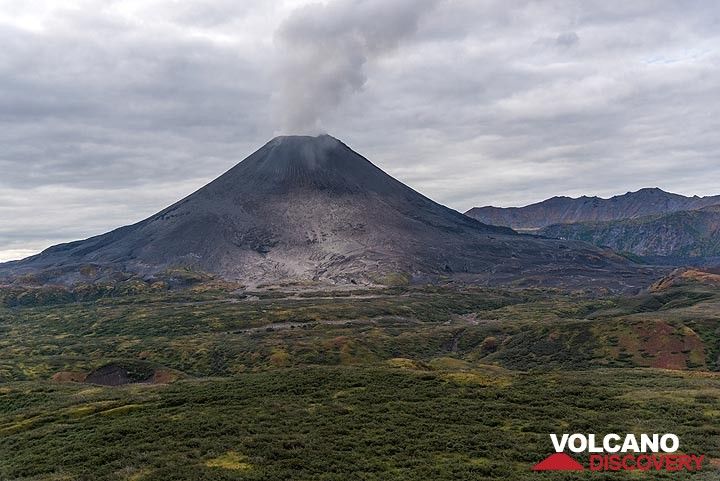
[619,321,707,370]
[83,363,180,386]
[85,361,155,385]
[84,364,135,386]
[149,368,180,384]
[51,371,87,383]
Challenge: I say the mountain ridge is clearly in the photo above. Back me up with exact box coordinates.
[466,188,720,230]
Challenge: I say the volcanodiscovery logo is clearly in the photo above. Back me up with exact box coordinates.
[532,433,705,472]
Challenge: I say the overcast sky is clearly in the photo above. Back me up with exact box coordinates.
[1,0,719,261]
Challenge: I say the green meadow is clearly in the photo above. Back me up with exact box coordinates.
[1,282,719,480]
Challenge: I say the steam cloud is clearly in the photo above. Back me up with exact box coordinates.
[274,0,438,134]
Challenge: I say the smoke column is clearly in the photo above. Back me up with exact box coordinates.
[274,0,438,134]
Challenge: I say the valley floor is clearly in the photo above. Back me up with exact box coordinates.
[1,282,719,480]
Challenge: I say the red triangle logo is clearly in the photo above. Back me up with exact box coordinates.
[532,452,585,471]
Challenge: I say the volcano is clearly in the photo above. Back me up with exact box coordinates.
[0,135,653,289]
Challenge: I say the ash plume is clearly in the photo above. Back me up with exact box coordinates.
[273,0,438,134]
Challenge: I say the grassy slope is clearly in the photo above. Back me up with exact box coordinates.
[1,285,718,380]
[1,284,720,480]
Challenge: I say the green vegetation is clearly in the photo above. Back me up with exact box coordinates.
[1,367,719,480]
[1,281,719,480]
[2,284,718,380]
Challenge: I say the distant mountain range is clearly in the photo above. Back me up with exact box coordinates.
[466,189,720,265]
[466,188,720,230]
[0,135,652,290]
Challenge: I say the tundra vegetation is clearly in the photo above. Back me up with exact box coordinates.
[1,276,719,480]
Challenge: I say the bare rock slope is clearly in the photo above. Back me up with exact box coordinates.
[539,205,720,265]
[1,135,652,289]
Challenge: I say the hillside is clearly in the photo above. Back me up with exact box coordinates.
[539,205,720,265]
[2,281,720,480]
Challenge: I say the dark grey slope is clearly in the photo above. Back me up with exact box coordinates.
[1,135,652,289]
[466,188,720,230]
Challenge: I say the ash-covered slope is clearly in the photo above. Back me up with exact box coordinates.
[1,135,651,289]
[466,188,720,230]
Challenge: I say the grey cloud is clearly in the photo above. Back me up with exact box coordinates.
[556,31,579,47]
[1,0,720,261]
[0,9,273,190]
